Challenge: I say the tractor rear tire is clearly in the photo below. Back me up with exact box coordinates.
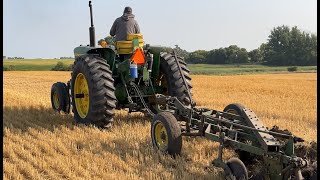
[151,112,182,156]
[51,82,70,113]
[70,55,117,128]
[226,157,248,180]
[159,52,193,106]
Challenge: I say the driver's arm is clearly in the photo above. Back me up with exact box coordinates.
[134,20,140,34]
[110,19,117,36]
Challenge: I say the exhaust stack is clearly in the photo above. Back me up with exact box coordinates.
[89,1,95,47]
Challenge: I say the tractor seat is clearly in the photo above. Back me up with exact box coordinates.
[116,34,144,54]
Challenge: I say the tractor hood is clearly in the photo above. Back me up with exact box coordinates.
[74,45,116,58]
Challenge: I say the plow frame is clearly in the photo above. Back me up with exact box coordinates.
[154,94,308,180]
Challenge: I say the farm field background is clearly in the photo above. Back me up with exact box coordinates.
[3,59,74,71]
[3,59,317,75]
[3,71,317,179]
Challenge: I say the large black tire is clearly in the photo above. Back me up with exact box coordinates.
[223,103,256,164]
[226,157,248,180]
[151,112,182,156]
[70,55,117,128]
[223,103,246,118]
[159,52,193,106]
[51,82,70,113]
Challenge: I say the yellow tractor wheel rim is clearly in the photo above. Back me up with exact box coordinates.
[74,73,89,118]
[53,91,60,109]
[154,122,168,150]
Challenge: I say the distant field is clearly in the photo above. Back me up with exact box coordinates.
[189,64,317,75]
[3,59,317,75]
[3,59,74,71]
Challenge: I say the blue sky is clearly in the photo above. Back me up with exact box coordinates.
[3,0,317,58]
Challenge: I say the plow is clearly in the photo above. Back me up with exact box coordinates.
[150,95,317,180]
[50,1,317,179]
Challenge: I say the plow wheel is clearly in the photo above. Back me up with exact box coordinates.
[71,55,117,128]
[223,103,255,164]
[223,103,246,119]
[226,157,248,180]
[51,82,70,113]
[151,112,182,156]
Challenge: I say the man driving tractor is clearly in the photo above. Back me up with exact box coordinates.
[110,7,141,41]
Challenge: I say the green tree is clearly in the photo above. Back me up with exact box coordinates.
[206,48,227,64]
[237,48,249,63]
[186,50,208,64]
[248,49,263,63]
[173,45,189,60]
[259,43,268,63]
[225,45,249,64]
[264,25,317,65]
[51,62,72,71]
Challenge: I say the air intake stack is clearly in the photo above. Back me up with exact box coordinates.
[89,1,95,47]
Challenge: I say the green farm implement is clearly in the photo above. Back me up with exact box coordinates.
[150,95,316,179]
[50,1,316,179]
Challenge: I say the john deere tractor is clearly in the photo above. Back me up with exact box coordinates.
[51,2,316,179]
[50,1,192,128]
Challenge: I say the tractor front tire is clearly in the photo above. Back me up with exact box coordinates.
[71,55,117,128]
[51,82,70,113]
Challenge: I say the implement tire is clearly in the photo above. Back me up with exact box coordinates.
[224,103,256,164]
[71,55,116,128]
[51,82,70,113]
[226,157,248,180]
[223,103,246,117]
[151,112,182,156]
[159,52,193,106]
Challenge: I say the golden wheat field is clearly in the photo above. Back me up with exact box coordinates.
[3,71,317,180]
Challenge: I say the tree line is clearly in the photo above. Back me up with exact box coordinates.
[175,25,317,66]
[7,25,313,66]
[59,57,74,59]
[5,57,25,59]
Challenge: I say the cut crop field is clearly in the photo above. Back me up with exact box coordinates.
[3,71,317,179]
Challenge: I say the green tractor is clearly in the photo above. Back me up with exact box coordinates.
[50,2,316,179]
[50,1,192,128]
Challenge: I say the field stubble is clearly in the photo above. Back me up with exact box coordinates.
[3,71,317,180]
